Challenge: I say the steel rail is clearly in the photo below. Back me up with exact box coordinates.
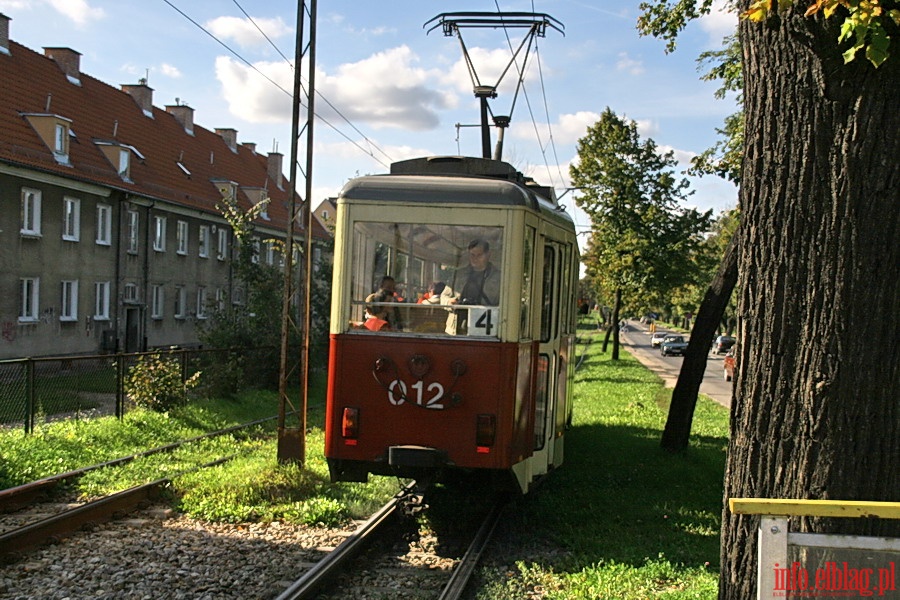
[274,482,418,600]
[0,455,235,562]
[0,415,279,512]
[438,495,509,600]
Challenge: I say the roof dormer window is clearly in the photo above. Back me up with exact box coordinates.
[94,141,137,182]
[22,113,73,165]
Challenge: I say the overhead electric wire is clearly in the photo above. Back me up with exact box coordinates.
[230,0,396,167]
[493,2,561,190]
[161,0,393,169]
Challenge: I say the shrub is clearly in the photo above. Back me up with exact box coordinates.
[125,351,200,412]
[199,353,246,400]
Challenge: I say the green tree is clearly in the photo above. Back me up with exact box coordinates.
[570,108,712,358]
[197,196,296,388]
[689,34,744,183]
[640,2,900,598]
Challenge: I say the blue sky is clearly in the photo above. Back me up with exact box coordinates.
[1,0,740,235]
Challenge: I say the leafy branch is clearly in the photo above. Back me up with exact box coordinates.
[743,0,900,66]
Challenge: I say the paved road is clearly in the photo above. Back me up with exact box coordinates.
[616,321,733,409]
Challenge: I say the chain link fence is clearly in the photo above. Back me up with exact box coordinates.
[0,345,316,434]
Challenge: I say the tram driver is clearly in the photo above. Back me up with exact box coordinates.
[451,239,501,306]
[444,239,501,335]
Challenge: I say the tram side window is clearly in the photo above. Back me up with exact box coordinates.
[540,246,556,342]
[520,227,534,339]
[348,222,504,337]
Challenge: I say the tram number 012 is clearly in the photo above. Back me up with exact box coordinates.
[388,380,445,409]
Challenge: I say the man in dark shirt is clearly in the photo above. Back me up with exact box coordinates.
[456,239,500,306]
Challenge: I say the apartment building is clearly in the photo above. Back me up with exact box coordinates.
[0,15,328,359]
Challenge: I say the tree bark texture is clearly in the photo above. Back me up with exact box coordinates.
[662,228,740,452]
[720,8,900,600]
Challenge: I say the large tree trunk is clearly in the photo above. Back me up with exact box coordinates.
[661,227,739,452]
[720,7,900,600]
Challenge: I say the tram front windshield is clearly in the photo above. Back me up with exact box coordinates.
[348,222,503,338]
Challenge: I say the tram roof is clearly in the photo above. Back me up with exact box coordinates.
[339,156,574,227]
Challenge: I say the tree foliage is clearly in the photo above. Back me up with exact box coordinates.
[744,0,900,66]
[570,108,712,325]
[689,35,744,183]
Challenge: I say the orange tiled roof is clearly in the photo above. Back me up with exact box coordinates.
[0,38,325,239]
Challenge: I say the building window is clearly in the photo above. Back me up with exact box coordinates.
[54,123,69,162]
[232,287,244,306]
[94,281,110,320]
[196,287,208,319]
[118,148,130,177]
[217,229,228,260]
[60,280,78,321]
[153,216,166,252]
[63,197,81,241]
[19,277,40,322]
[174,285,186,319]
[127,210,139,254]
[176,220,188,255]
[96,204,111,245]
[123,283,139,304]
[251,238,260,264]
[266,241,276,265]
[215,287,226,311]
[151,285,164,319]
[21,188,42,236]
[199,225,210,258]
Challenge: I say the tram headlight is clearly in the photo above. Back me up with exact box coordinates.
[476,413,496,452]
[342,407,360,444]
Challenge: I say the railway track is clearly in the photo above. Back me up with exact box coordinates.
[276,484,509,600]
[0,414,278,515]
[0,456,233,563]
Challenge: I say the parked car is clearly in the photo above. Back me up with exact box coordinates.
[724,349,736,381]
[712,335,736,355]
[651,331,669,347]
[660,335,688,357]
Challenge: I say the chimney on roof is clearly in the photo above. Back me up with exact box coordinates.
[0,14,10,55]
[267,152,284,189]
[44,47,82,83]
[242,142,257,154]
[122,80,154,117]
[166,103,194,135]
[215,128,238,152]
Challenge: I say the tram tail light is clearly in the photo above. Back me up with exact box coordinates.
[342,407,359,445]
[476,414,496,452]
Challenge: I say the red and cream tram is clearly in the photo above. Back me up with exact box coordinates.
[324,156,579,494]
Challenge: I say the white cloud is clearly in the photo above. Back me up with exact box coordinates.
[698,0,737,46]
[38,0,104,26]
[635,119,659,137]
[205,16,291,49]
[442,46,541,99]
[159,63,182,79]
[0,0,104,25]
[511,111,600,146]
[216,46,457,132]
[215,56,292,124]
[658,144,697,168]
[616,52,645,76]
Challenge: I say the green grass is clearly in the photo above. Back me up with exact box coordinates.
[0,373,397,525]
[0,333,729,595]
[474,328,729,599]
